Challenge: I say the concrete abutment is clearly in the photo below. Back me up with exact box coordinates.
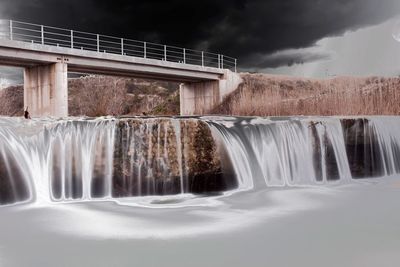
[23,64,240,117]
[24,62,68,117]
[180,70,242,115]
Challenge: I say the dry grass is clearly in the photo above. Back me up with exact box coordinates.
[3,73,399,117]
[69,75,180,116]
[69,76,128,116]
[0,86,24,116]
[213,73,400,116]
[0,76,180,117]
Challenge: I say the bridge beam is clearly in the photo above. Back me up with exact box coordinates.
[180,70,242,115]
[24,62,68,117]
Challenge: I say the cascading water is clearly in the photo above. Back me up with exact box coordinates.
[1,116,400,206]
[47,120,116,201]
[2,116,400,267]
[112,118,187,197]
[0,117,237,205]
[207,116,400,190]
[0,118,116,204]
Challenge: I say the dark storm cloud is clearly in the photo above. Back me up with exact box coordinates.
[247,49,331,69]
[0,0,399,69]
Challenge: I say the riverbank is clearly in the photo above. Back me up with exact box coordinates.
[213,73,400,116]
[0,76,180,117]
[1,73,400,117]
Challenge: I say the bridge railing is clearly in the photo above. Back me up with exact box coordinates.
[0,20,237,72]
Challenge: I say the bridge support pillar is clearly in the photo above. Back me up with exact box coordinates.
[24,62,68,117]
[180,70,242,115]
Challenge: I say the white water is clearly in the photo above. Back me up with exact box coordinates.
[207,116,400,190]
[0,117,116,204]
[0,116,400,266]
[2,116,400,204]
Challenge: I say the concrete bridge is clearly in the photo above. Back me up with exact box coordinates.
[0,20,241,117]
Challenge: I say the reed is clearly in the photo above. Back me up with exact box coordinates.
[213,73,400,116]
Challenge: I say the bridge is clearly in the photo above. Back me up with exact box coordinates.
[0,20,241,117]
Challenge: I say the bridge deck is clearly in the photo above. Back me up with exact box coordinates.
[0,19,236,82]
[0,39,225,82]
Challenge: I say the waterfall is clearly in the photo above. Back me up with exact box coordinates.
[47,120,116,201]
[0,118,116,205]
[208,117,400,190]
[112,118,233,197]
[343,117,400,178]
[112,118,184,197]
[1,116,400,206]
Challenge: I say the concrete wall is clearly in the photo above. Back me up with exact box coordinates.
[24,62,68,117]
[180,70,242,115]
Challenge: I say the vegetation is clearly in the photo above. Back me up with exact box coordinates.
[69,75,180,116]
[0,85,24,116]
[2,73,400,117]
[0,75,180,117]
[150,92,180,116]
[213,73,400,116]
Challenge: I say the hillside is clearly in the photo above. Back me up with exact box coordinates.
[2,73,400,117]
[213,73,400,116]
[0,76,180,117]
[0,85,24,116]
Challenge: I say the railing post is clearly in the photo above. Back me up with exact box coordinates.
[41,25,44,45]
[9,20,13,40]
[71,30,74,48]
[235,58,237,73]
[5,20,231,70]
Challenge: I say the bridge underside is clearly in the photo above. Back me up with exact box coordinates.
[180,71,242,115]
[0,40,241,117]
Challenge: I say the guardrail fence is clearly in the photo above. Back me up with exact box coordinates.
[0,19,237,72]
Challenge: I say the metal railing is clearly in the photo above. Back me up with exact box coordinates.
[0,19,237,72]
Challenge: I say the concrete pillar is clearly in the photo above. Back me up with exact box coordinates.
[180,70,242,115]
[24,62,68,117]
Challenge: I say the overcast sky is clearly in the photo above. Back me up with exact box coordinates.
[0,0,400,85]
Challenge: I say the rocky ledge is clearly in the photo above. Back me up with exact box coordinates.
[112,118,237,197]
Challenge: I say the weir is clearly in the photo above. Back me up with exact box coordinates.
[0,116,400,206]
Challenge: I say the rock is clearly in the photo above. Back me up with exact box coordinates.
[112,118,237,197]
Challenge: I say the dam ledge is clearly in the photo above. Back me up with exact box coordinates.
[0,116,399,206]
